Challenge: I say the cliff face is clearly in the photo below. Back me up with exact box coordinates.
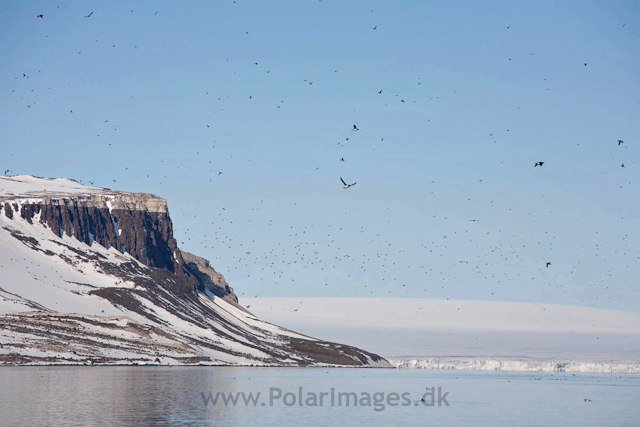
[8,194,180,272]
[2,186,237,302]
[182,251,240,307]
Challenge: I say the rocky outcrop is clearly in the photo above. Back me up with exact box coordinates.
[1,188,246,303]
[9,195,181,270]
[182,251,240,307]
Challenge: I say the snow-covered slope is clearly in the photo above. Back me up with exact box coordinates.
[0,175,114,200]
[0,176,388,367]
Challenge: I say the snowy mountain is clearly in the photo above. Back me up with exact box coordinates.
[0,175,388,367]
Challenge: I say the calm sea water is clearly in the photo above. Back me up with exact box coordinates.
[0,366,638,426]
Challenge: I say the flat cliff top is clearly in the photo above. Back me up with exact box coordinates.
[0,175,167,212]
[0,175,114,201]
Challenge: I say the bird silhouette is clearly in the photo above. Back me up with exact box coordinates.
[352,125,359,131]
[618,140,624,145]
[373,26,377,30]
[378,90,383,94]
[341,177,356,189]
[546,262,551,268]
[23,74,28,79]
[4,170,10,175]
[85,11,93,18]
[534,162,544,167]
[37,15,43,18]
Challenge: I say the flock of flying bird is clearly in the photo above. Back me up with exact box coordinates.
[4,7,637,314]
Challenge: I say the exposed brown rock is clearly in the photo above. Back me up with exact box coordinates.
[182,251,240,307]
[3,203,12,219]
[14,195,182,273]
[11,194,203,298]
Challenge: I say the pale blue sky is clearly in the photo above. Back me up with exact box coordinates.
[1,1,639,311]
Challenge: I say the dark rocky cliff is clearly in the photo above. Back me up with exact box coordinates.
[2,193,239,303]
[182,251,240,307]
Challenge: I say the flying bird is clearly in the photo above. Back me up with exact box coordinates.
[37,14,43,18]
[341,177,356,189]
[546,262,551,268]
[85,11,93,18]
[340,158,345,162]
[618,140,624,145]
[352,125,359,131]
[23,74,28,79]
[621,163,625,168]
[373,26,377,30]
[378,90,383,94]
[4,170,10,175]
[584,63,588,66]
[534,162,544,167]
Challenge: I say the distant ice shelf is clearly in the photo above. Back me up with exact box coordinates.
[388,357,640,374]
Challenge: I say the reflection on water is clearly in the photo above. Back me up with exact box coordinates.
[0,366,638,426]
